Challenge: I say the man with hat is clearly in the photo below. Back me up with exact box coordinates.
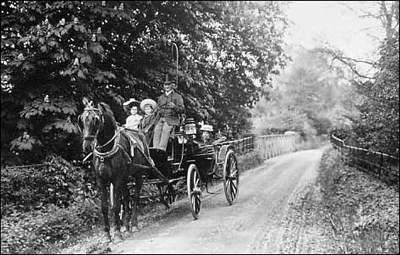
[153,74,185,152]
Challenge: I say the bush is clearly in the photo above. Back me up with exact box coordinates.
[1,198,102,254]
[1,155,96,217]
[237,150,265,172]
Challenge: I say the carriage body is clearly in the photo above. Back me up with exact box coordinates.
[146,118,239,219]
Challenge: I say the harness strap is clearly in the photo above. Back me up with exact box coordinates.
[93,132,132,165]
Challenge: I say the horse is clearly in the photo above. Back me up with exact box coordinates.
[78,97,169,242]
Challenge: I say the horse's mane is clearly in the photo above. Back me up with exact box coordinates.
[98,102,117,130]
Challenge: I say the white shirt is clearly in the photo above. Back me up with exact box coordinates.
[125,114,142,130]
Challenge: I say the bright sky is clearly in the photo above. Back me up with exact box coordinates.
[283,1,384,61]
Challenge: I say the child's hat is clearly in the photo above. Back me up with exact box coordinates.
[123,98,139,107]
[140,98,157,111]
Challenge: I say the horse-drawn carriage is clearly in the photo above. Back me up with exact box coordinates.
[142,116,239,219]
[79,98,239,241]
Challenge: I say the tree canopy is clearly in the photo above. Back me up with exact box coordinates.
[1,1,288,164]
[352,29,399,156]
[251,45,360,138]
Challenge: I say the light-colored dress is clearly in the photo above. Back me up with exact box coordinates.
[125,114,142,130]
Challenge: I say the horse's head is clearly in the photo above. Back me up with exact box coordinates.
[78,97,118,153]
[78,98,104,153]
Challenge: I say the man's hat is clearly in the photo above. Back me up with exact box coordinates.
[140,98,157,111]
[163,74,175,85]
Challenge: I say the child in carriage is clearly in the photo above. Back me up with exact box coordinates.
[123,98,142,130]
[138,98,158,145]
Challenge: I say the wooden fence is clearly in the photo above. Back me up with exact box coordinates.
[221,136,255,154]
[330,133,399,187]
[255,134,300,159]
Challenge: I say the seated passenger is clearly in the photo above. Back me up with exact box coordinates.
[123,98,142,130]
[199,123,214,145]
[138,98,158,145]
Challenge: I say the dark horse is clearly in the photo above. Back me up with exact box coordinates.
[78,97,169,242]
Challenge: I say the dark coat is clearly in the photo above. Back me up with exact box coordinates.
[157,90,185,126]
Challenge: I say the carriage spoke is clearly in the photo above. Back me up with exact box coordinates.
[230,160,236,171]
[229,169,238,179]
[196,197,201,213]
[225,180,231,195]
[230,181,237,199]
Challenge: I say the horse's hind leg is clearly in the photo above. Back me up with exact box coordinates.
[122,183,131,233]
[131,176,144,232]
[100,183,112,242]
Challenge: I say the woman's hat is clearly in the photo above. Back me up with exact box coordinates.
[140,98,157,111]
[123,98,139,107]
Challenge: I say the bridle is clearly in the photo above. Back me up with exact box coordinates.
[80,106,104,142]
[80,105,122,153]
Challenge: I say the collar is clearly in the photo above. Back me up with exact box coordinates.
[165,90,173,96]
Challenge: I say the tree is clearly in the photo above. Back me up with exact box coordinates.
[352,30,399,156]
[1,1,288,164]
[251,45,361,137]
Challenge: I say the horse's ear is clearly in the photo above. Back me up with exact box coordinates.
[83,97,94,108]
[82,97,89,106]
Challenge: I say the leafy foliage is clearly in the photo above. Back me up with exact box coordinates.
[351,30,399,156]
[1,1,288,164]
[1,155,96,217]
[1,199,102,254]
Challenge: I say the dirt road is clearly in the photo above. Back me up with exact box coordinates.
[107,147,329,254]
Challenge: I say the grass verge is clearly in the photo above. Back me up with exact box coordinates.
[317,147,399,253]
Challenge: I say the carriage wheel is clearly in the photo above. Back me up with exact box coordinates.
[223,149,239,205]
[187,164,202,219]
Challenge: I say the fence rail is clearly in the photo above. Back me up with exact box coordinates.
[256,134,299,159]
[221,134,300,159]
[221,136,255,154]
[330,133,399,187]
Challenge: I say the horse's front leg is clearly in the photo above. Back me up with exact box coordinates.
[100,182,112,242]
[131,175,144,232]
[122,182,132,233]
[113,181,123,242]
